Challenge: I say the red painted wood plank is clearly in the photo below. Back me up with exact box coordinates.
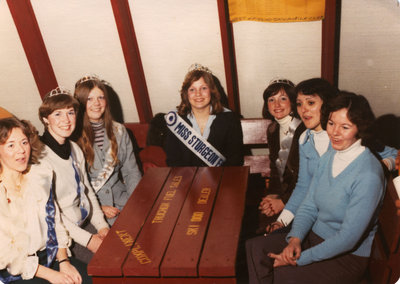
[123,167,197,276]
[88,167,170,277]
[161,167,223,277]
[6,0,58,98]
[217,0,241,114]
[321,0,341,86]
[110,0,153,123]
[199,166,249,276]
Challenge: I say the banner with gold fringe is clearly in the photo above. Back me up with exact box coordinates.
[228,0,325,23]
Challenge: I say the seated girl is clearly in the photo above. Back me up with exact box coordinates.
[38,87,109,263]
[0,117,89,283]
[74,75,142,225]
[246,92,386,283]
[257,79,305,229]
[164,63,244,167]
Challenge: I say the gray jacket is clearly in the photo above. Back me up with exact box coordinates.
[88,121,141,224]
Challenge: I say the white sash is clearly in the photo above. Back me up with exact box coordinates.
[165,111,226,167]
[90,122,123,192]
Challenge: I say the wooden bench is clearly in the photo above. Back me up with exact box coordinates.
[124,118,272,176]
[367,175,400,284]
[88,166,249,283]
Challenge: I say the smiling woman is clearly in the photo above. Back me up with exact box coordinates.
[73,75,142,226]
[164,63,244,167]
[38,87,110,264]
[246,92,387,284]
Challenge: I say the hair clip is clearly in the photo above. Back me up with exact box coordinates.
[45,86,72,99]
[269,78,295,88]
[188,63,213,74]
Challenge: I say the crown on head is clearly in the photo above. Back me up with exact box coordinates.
[44,86,72,99]
[188,63,213,74]
[75,74,100,87]
[268,78,295,88]
[75,74,111,88]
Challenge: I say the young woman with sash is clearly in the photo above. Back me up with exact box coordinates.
[0,117,89,283]
[164,63,244,167]
[38,87,109,264]
[246,92,387,284]
[257,79,306,232]
[74,75,142,225]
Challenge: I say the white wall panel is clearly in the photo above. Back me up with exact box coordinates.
[0,1,43,130]
[339,0,400,117]
[31,0,139,123]
[234,21,322,118]
[130,0,226,116]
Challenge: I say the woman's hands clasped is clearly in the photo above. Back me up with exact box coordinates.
[259,195,285,217]
[268,237,301,268]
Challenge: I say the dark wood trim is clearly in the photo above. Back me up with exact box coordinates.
[321,0,341,87]
[110,0,153,123]
[7,0,58,99]
[217,0,241,114]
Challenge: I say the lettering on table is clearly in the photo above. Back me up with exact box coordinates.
[185,186,213,236]
[131,243,152,264]
[151,176,182,224]
[116,230,134,248]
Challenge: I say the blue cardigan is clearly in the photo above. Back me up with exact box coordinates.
[288,148,385,266]
[284,129,396,217]
[284,130,323,216]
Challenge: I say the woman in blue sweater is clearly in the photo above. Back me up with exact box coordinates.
[267,78,396,232]
[247,92,386,283]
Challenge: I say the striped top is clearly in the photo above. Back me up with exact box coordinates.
[91,121,105,150]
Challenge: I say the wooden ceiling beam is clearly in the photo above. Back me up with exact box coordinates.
[7,0,58,99]
[321,0,342,87]
[217,0,241,115]
[110,0,153,123]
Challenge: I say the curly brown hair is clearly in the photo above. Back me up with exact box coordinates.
[73,78,118,170]
[177,70,224,116]
[0,117,43,173]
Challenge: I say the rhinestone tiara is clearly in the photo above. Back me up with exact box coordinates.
[44,86,72,99]
[268,78,295,88]
[75,74,111,88]
[188,63,213,74]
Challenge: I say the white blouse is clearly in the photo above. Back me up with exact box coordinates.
[0,161,69,280]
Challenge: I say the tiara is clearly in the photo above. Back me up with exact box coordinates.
[188,63,213,74]
[75,74,111,88]
[269,78,295,87]
[45,86,72,99]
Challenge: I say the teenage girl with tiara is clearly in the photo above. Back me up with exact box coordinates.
[74,75,142,225]
[39,87,109,264]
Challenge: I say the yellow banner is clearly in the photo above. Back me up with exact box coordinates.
[228,0,325,23]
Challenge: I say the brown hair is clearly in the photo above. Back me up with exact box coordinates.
[0,117,43,173]
[262,79,297,119]
[38,93,80,127]
[177,70,224,116]
[74,78,118,170]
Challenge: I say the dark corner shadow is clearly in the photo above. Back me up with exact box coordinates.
[373,113,400,149]
[104,84,143,173]
[105,84,124,124]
